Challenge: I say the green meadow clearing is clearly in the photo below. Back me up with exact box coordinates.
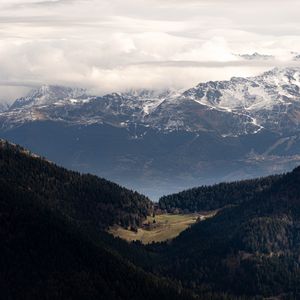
[109,212,215,244]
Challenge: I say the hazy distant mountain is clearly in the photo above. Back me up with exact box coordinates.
[2,67,300,198]
[294,54,300,61]
[236,52,274,61]
[9,85,88,110]
[0,102,9,112]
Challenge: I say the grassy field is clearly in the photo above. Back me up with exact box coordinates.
[109,213,213,244]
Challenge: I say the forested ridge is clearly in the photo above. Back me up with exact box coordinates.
[0,139,153,231]
[0,179,203,300]
[149,167,300,298]
[159,175,281,212]
[0,139,203,300]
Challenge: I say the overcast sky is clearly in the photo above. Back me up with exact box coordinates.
[0,0,300,102]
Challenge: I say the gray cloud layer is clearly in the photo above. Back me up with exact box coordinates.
[0,0,300,101]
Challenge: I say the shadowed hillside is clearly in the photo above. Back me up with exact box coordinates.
[151,167,300,298]
[0,140,198,300]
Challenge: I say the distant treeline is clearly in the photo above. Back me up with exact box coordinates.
[159,176,281,212]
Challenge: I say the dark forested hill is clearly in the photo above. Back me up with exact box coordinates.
[152,167,300,298]
[0,140,200,300]
[4,138,300,299]
[159,175,281,212]
[0,179,199,300]
[0,139,153,231]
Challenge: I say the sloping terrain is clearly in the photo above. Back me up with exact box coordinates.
[150,167,300,298]
[159,175,281,212]
[0,139,153,231]
[0,179,196,300]
[3,140,300,299]
[0,140,199,300]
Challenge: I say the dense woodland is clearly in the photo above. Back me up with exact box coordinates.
[0,140,201,300]
[0,140,153,231]
[0,180,202,300]
[159,176,281,212]
[2,139,300,299]
[150,167,300,298]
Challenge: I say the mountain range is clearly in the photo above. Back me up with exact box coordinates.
[236,51,300,61]
[2,67,300,198]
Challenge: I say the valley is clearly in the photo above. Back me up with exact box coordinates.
[2,0,300,298]
[2,68,300,299]
[2,139,300,298]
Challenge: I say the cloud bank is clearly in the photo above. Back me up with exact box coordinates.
[0,0,300,101]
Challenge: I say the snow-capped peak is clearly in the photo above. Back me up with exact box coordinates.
[255,67,300,84]
[236,52,274,61]
[0,102,9,112]
[121,88,180,100]
[183,67,300,111]
[10,85,87,110]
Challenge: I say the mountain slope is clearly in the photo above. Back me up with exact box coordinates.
[0,178,196,300]
[0,139,153,230]
[0,140,200,300]
[159,175,281,212]
[150,167,300,298]
[3,141,300,298]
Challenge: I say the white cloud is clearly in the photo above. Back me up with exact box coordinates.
[0,0,299,101]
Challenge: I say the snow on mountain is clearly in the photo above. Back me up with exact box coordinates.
[9,85,88,110]
[181,67,300,134]
[185,68,299,109]
[0,102,9,112]
[121,88,181,116]
[294,54,300,61]
[2,67,300,136]
[236,52,274,61]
